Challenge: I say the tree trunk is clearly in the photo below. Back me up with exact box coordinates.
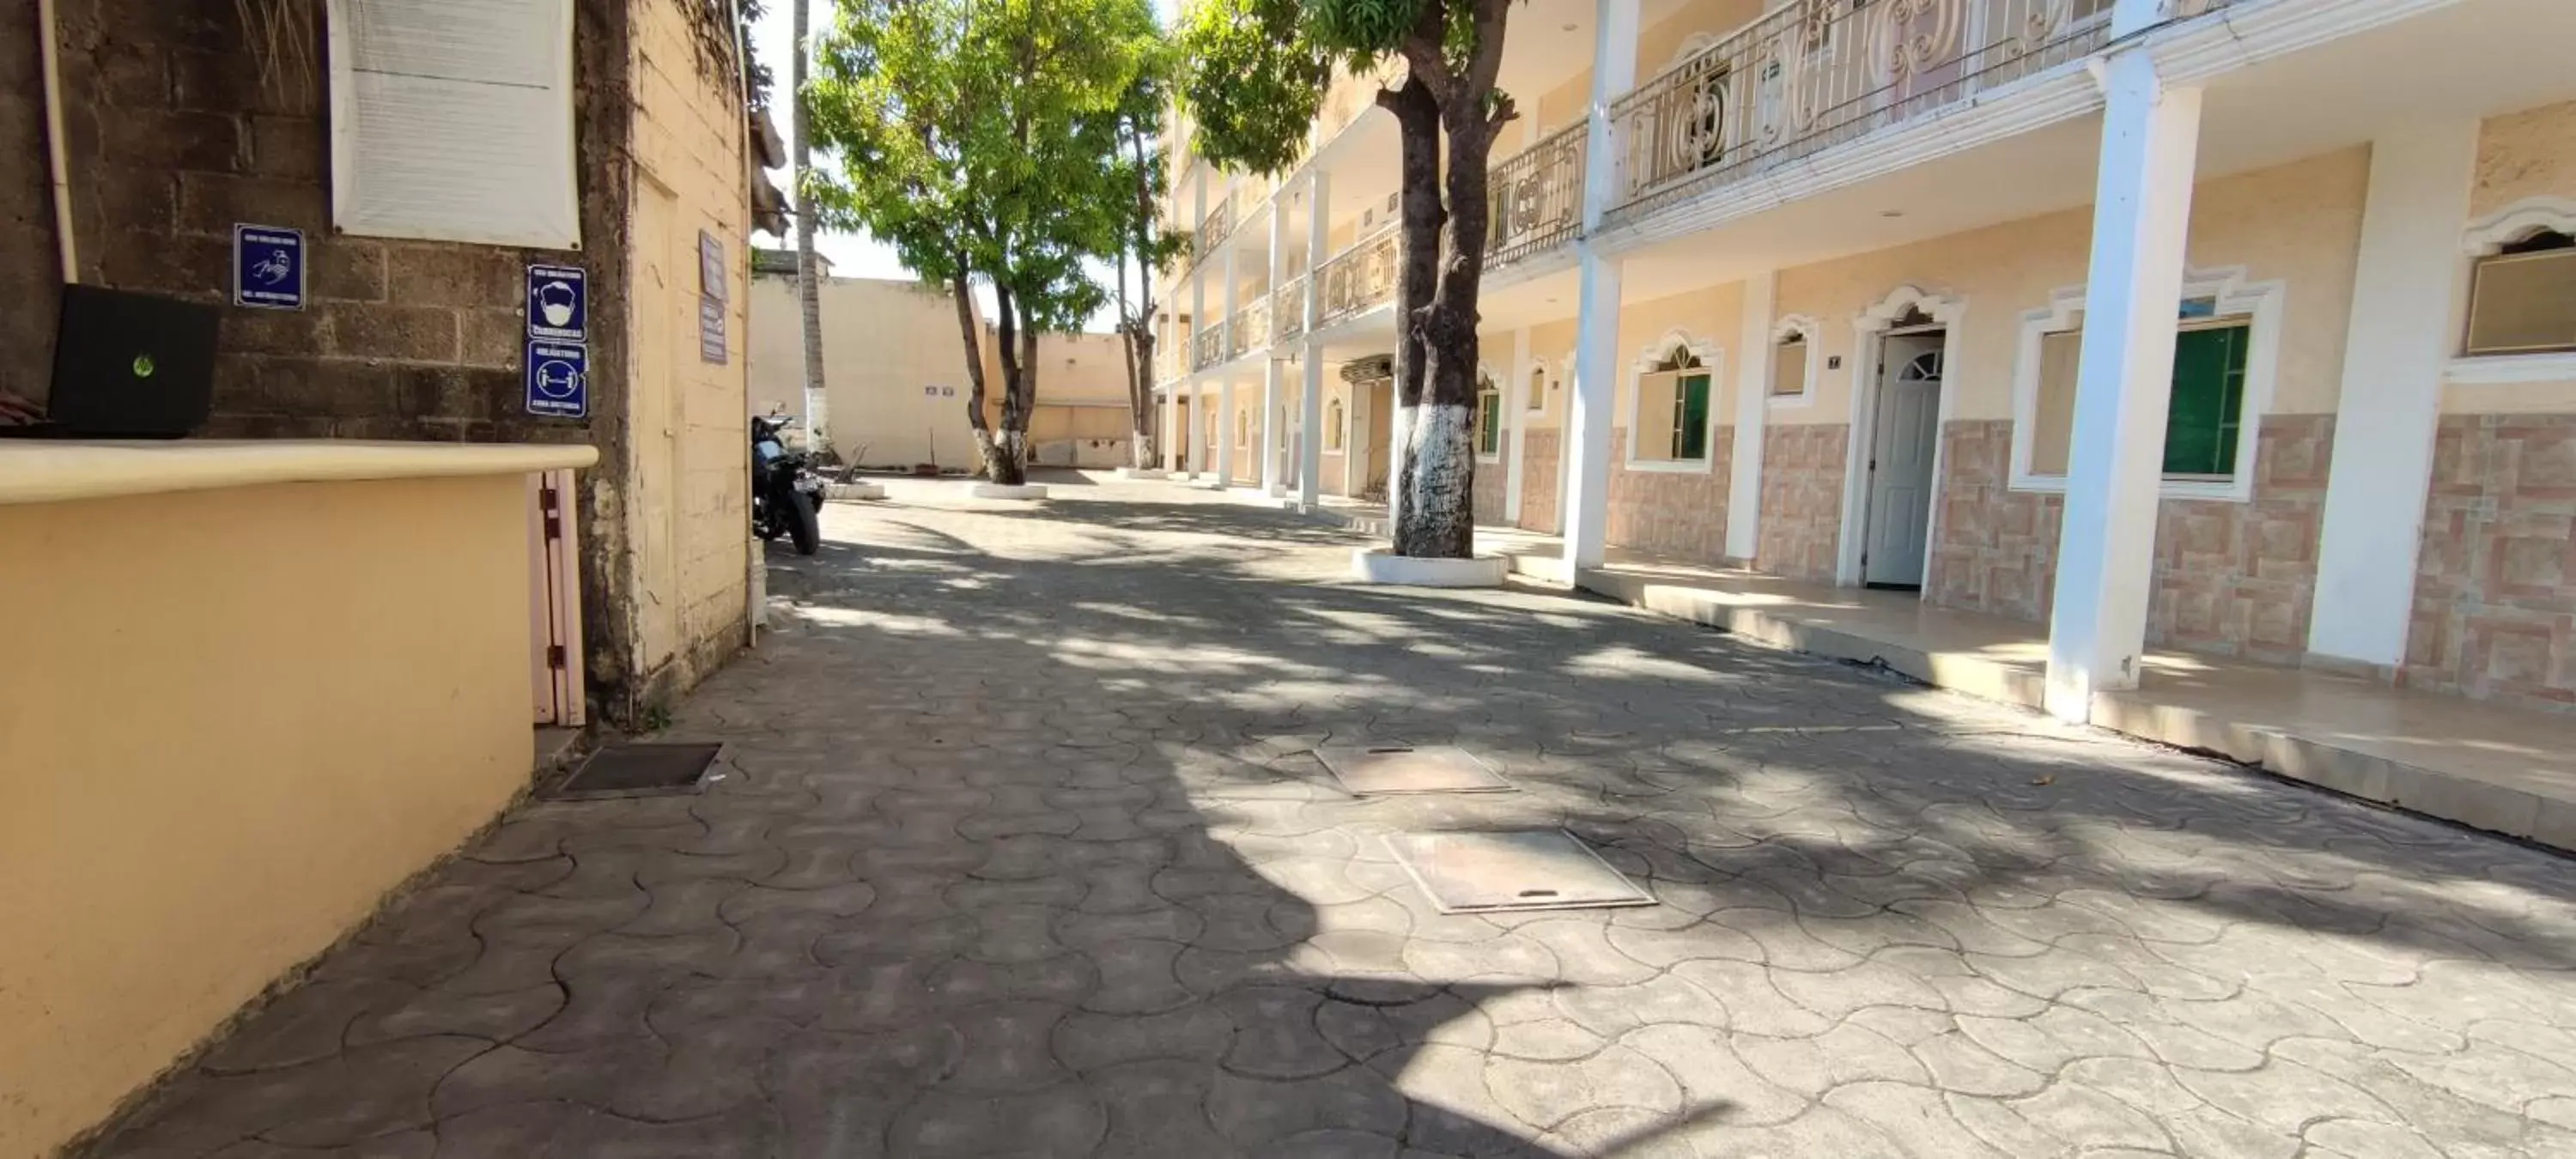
[1382,79,1449,556]
[790,0,829,458]
[951,269,1005,481]
[1122,121,1160,470]
[984,285,1030,486]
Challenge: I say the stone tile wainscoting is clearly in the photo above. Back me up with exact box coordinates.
[1928,416,2332,669]
[1519,429,1561,534]
[1473,457,1510,526]
[2145,414,2334,665]
[1756,424,1850,581]
[1929,421,2063,622]
[2407,414,2576,713]
[1604,429,1731,561]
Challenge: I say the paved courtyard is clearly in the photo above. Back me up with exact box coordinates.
[91,476,2576,1156]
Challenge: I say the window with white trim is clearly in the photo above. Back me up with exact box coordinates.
[1325,397,1346,452]
[2464,230,2576,357]
[1525,363,1548,411]
[1771,333,1809,399]
[1235,407,1251,449]
[2026,298,2256,482]
[1633,349,1714,464]
[1475,378,1504,458]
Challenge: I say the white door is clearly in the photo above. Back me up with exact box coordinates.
[1863,342,1943,587]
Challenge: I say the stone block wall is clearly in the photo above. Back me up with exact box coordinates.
[1520,428,1561,534]
[1757,424,1850,581]
[2406,414,2576,713]
[1929,421,2063,622]
[1604,429,1730,561]
[18,0,629,447]
[2145,414,2334,664]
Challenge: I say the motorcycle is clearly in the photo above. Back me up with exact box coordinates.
[751,415,825,556]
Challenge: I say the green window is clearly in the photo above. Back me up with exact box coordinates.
[1477,386,1503,456]
[1671,373,1712,460]
[2163,324,2250,476]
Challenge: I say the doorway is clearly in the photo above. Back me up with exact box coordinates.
[1861,331,1944,589]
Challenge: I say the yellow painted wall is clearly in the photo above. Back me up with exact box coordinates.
[1771,147,2371,426]
[2470,99,2576,220]
[628,0,753,699]
[0,477,532,1158]
[749,275,982,470]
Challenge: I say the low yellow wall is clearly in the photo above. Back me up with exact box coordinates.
[0,474,534,1156]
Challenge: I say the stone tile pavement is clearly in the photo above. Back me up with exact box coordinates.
[86,475,2576,1156]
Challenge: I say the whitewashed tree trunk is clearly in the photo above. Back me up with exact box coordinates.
[1396,404,1474,556]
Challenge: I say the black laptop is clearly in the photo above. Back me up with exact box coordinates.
[8,285,220,439]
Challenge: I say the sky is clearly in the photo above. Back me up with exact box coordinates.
[749,2,1183,334]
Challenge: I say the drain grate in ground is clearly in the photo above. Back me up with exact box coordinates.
[1385,829,1656,914]
[543,742,721,799]
[1316,745,1512,796]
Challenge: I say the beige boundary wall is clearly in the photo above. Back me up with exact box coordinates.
[0,474,539,1156]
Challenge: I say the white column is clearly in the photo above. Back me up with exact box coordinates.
[1261,198,1289,495]
[2043,49,2203,723]
[2306,123,2478,671]
[1504,328,1533,525]
[1299,173,1331,512]
[1216,240,1240,487]
[1728,271,1777,563]
[1563,0,1642,572]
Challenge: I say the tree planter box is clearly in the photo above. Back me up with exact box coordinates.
[1115,468,1167,480]
[824,482,885,501]
[1351,549,1508,588]
[969,483,1049,501]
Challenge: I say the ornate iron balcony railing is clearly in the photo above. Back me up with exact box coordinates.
[1485,118,1589,266]
[1273,278,1308,342]
[1607,0,2120,224]
[1317,228,1400,330]
[1192,321,1227,371]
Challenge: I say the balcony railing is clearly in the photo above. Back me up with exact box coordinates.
[1485,118,1589,266]
[1194,190,1238,264]
[1229,299,1268,359]
[2166,0,2237,15]
[1192,322,1227,371]
[1608,0,2117,222]
[1316,228,1400,330]
[1273,278,1308,342]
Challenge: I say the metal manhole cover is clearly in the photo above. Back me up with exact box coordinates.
[544,742,721,798]
[1386,829,1656,914]
[1316,745,1512,796]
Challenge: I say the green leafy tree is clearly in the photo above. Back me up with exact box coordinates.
[1178,0,1522,558]
[808,0,1157,485]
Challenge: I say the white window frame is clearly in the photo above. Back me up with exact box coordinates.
[1474,367,1507,464]
[1524,361,1552,414]
[1622,328,1723,474]
[1768,313,1822,409]
[2450,197,2576,385]
[1324,396,1346,452]
[2008,265,2285,503]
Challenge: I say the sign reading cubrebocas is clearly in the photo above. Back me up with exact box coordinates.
[231,225,307,310]
[525,263,589,418]
[526,264,587,342]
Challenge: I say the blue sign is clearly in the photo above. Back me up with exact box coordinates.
[527,264,588,343]
[525,340,589,419]
[231,225,305,311]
